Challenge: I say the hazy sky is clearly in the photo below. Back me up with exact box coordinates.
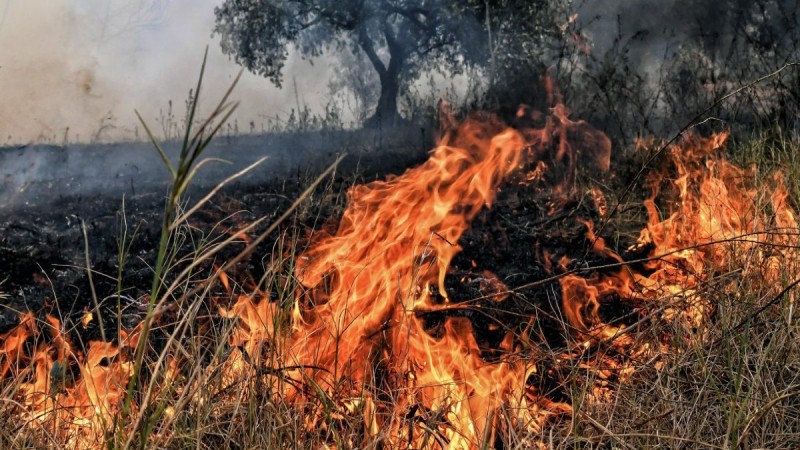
[0,0,734,145]
[0,0,333,144]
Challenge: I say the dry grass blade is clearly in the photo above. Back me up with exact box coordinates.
[170,156,267,229]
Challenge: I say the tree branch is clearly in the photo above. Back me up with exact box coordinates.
[383,20,410,80]
[386,6,433,33]
[357,25,387,78]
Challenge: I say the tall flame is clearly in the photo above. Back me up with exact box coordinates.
[226,109,612,446]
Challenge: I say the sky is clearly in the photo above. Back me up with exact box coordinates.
[0,0,333,144]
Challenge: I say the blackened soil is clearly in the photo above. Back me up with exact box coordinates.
[1,191,162,334]
[0,143,650,378]
[0,166,407,339]
[436,174,644,351]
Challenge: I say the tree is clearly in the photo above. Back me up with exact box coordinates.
[213,1,569,126]
[214,0,496,126]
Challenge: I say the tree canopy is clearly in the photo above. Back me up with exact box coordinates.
[213,0,563,126]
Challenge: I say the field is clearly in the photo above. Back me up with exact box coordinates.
[1,88,800,448]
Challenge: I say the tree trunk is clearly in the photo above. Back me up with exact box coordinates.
[366,69,403,127]
[358,25,407,128]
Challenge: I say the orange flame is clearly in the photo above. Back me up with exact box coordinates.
[558,132,799,388]
[214,109,614,446]
[1,314,134,449]
[3,104,799,449]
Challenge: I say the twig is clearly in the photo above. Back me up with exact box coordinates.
[452,227,798,307]
[577,411,636,450]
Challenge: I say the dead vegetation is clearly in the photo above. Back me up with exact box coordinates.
[2,60,800,449]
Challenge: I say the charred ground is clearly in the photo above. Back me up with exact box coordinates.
[1,125,647,375]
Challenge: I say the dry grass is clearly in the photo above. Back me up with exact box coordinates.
[556,129,800,449]
[2,105,800,450]
[557,272,800,448]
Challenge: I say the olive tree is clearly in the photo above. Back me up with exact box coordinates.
[214,0,566,126]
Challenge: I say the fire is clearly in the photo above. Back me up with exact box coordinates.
[558,132,800,392]
[0,313,135,449]
[224,124,798,446]
[219,108,612,446]
[1,102,798,448]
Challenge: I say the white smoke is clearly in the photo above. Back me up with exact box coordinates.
[0,0,335,145]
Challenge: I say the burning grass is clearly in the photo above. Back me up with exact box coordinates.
[2,95,800,448]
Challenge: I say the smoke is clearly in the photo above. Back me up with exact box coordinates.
[575,0,704,63]
[0,0,335,145]
[574,0,798,76]
[560,0,800,143]
[2,0,796,145]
